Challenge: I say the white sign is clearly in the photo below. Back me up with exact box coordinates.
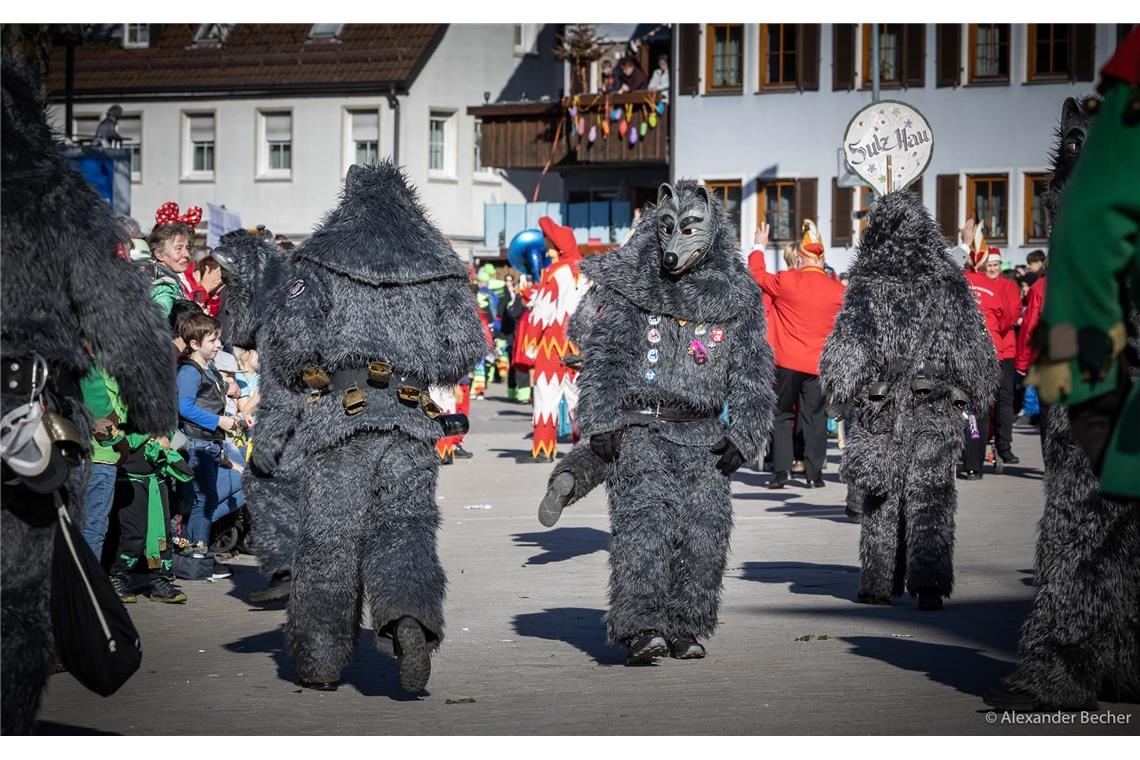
[842,100,933,197]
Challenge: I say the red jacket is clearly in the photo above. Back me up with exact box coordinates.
[747,249,845,376]
[1015,276,1046,373]
[964,269,1020,360]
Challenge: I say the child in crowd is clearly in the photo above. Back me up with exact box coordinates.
[233,347,261,417]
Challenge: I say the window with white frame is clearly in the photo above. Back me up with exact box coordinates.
[428,110,456,179]
[118,114,142,181]
[349,109,380,165]
[513,24,538,56]
[258,111,293,179]
[309,24,343,40]
[123,24,149,48]
[182,112,216,180]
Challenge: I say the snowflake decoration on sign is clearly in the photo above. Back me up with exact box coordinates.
[904,118,913,129]
[869,163,878,174]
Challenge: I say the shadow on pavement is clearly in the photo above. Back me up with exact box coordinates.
[766,501,857,524]
[842,636,1013,698]
[512,527,609,565]
[512,607,624,665]
[223,626,423,700]
[489,447,554,460]
[494,409,534,418]
[33,720,119,735]
[738,561,860,600]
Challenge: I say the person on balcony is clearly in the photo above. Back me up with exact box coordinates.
[615,57,648,93]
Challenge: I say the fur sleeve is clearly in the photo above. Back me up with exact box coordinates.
[819,277,876,411]
[567,287,600,348]
[69,246,177,436]
[575,292,640,438]
[247,364,304,473]
[435,278,492,384]
[724,297,776,460]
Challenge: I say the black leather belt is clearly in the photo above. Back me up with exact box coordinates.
[627,404,717,423]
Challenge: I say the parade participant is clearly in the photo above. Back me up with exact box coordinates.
[510,284,536,404]
[748,220,845,489]
[1,62,176,734]
[517,217,590,463]
[987,35,1140,710]
[219,163,487,694]
[961,231,1020,478]
[574,181,775,661]
[820,191,998,612]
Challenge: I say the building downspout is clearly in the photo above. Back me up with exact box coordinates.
[387,85,400,166]
[871,23,880,104]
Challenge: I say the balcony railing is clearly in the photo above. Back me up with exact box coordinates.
[468,90,668,171]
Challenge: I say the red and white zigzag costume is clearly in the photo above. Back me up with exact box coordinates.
[524,217,591,459]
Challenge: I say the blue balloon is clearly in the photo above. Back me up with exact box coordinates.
[508,228,549,283]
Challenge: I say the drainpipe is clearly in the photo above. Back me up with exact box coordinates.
[387,85,400,165]
[871,23,880,104]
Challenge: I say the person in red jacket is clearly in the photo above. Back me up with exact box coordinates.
[1015,273,1048,448]
[749,220,846,488]
[962,240,1020,477]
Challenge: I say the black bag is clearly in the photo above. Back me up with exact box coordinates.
[172,550,214,581]
[50,494,142,697]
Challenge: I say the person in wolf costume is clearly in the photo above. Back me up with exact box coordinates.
[574,181,776,662]
[216,163,487,694]
[0,62,176,734]
[985,39,1140,710]
[820,191,998,611]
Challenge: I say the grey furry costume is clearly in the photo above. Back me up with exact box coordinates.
[1,62,176,733]
[221,163,487,690]
[991,96,1140,710]
[574,181,776,649]
[820,191,998,606]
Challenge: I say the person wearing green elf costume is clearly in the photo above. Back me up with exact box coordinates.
[1032,29,1140,501]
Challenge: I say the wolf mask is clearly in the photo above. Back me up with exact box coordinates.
[657,182,719,275]
[213,229,282,350]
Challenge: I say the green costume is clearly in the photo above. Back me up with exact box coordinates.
[1036,68,1140,499]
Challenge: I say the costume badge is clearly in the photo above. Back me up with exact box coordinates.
[288,278,306,299]
[677,319,689,327]
[647,348,659,363]
[647,328,662,344]
[648,315,662,325]
[694,324,707,335]
[689,341,709,365]
[644,368,658,383]
[710,327,725,344]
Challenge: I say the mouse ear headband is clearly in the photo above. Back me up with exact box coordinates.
[155,201,203,230]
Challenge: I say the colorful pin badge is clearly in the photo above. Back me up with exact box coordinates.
[647,328,662,344]
[694,323,707,335]
[647,348,659,363]
[648,315,662,325]
[689,341,709,365]
[644,368,658,383]
[710,327,725,344]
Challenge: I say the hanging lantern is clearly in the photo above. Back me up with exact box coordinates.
[629,129,639,146]
[569,106,578,119]
[618,120,628,138]
[611,107,622,121]
[639,121,648,137]
[577,116,586,135]
[588,125,597,143]
[656,101,666,116]
[648,112,658,129]
[602,118,610,138]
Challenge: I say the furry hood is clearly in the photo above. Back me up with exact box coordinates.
[293,161,469,286]
[214,229,284,349]
[1045,95,1099,225]
[849,190,963,285]
[581,180,756,322]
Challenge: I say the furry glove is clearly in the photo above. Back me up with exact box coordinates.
[590,430,624,463]
[710,437,744,476]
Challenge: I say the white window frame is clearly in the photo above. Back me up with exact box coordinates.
[472,118,501,184]
[341,107,382,176]
[71,113,101,144]
[181,110,216,182]
[118,113,143,183]
[194,24,232,46]
[513,24,539,57]
[122,24,150,49]
[309,24,343,41]
[256,109,293,181]
[427,109,457,182]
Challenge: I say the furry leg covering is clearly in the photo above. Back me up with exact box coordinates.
[1007,406,1140,708]
[857,492,905,600]
[604,427,732,642]
[548,442,610,507]
[243,443,303,579]
[286,432,445,682]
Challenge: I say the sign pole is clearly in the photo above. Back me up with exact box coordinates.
[886,155,893,192]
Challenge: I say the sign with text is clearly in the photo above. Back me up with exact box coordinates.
[842,100,933,196]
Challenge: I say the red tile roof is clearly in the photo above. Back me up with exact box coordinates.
[47,24,446,100]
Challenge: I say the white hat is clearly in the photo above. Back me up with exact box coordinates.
[213,351,239,373]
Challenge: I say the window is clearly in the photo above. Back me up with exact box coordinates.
[1028,24,1096,82]
[194,24,232,46]
[309,24,343,40]
[123,24,149,49]
[257,111,292,179]
[348,110,379,165]
[473,119,498,180]
[758,179,797,241]
[968,24,1010,83]
[1024,173,1050,244]
[861,24,925,88]
[513,24,538,56]
[706,24,743,92]
[705,180,742,238]
[967,174,1009,244]
[119,114,142,181]
[428,110,456,179]
[72,115,99,143]
[760,24,798,89]
[182,112,215,181]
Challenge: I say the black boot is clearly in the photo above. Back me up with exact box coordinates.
[250,570,292,604]
[668,635,706,660]
[109,572,137,604]
[766,471,792,489]
[538,472,575,528]
[393,617,431,694]
[997,448,1020,465]
[624,630,668,664]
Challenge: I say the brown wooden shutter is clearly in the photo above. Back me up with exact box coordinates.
[1071,24,1096,82]
[832,24,856,91]
[936,174,960,243]
[798,24,821,91]
[795,178,819,234]
[831,179,854,247]
[904,24,926,87]
[678,24,700,95]
[936,24,961,87]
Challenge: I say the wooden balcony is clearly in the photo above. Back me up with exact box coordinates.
[468,90,669,171]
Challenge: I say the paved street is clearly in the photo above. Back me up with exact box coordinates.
[36,388,1139,735]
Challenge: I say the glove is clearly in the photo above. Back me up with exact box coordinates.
[710,437,744,476]
[589,430,623,463]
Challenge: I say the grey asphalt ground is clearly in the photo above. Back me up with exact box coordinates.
[35,387,1139,735]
